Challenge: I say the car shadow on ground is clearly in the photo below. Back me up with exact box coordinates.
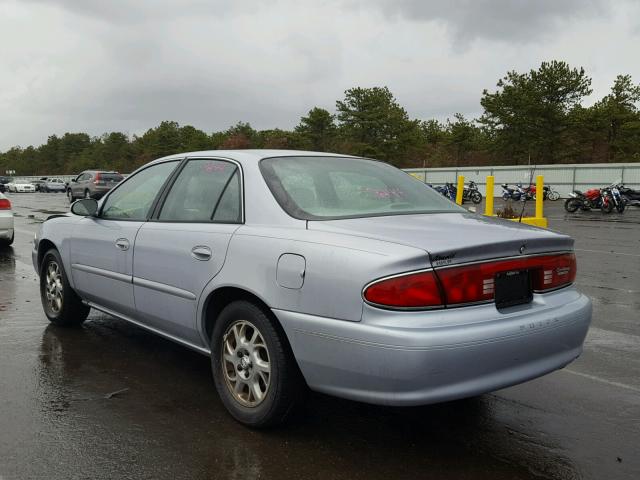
[35,317,580,480]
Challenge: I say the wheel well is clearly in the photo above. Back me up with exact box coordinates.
[202,286,306,385]
[37,239,57,270]
[203,287,281,345]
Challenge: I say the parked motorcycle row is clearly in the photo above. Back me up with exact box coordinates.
[500,183,560,202]
[564,183,640,214]
[431,181,483,204]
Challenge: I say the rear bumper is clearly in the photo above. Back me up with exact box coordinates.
[275,287,591,406]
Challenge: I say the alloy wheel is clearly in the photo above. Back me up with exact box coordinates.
[221,320,271,407]
[45,260,64,314]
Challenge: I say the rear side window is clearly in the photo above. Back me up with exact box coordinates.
[260,156,463,220]
[158,159,242,223]
[100,173,124,182]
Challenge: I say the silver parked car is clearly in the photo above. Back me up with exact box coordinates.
[33,150,592,427]
[42,177,67,193]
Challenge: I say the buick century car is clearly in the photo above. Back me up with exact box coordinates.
[33,150,592,427]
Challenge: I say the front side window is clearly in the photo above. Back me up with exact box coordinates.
[101,161,178,221]
[260,156,464,220]
[158,159,241,223]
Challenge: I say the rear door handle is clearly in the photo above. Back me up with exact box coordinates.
[191,246,212,261]
[115,238,130,251]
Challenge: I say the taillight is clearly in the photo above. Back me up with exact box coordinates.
[93,173,102,185]
[531,253,576,291]
[0,198,11,210]
[363,253,576,310]
[363,270,444,308]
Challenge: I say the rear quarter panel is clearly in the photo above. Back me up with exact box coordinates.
[197,224,430,342]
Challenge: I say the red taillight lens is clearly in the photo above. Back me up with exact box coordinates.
[531,253,577,291]
[436,253,576,305]
[93,173,102,185]
[0,198,11,210]
[436,262,497,305]
[364,271,444,308]
[364,253,576,310]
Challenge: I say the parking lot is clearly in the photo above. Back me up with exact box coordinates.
[1,192,639,480]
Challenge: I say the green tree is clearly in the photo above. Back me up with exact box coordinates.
[597,75,640,160]
[446,114,480,166]
[481,60,592,163]
[295,107,336,151]
[336,86,422,164]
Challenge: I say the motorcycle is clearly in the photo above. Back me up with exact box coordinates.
[604,184,625,213]
[442,182,457,201]
[462,181,483,204]
[501,183,527,201]
[617,184,640,207]
[564,187,612,214]
[526,184,560,201]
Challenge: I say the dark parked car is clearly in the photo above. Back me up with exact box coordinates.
[68,170,124,201]
[0,176,14,193]
[31,179,47,192]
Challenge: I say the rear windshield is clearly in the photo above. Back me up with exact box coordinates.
[100,173,124,181]
[260,156,463,220]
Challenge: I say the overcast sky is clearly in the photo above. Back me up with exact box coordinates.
[1,0,639,150]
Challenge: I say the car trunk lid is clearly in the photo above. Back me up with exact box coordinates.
[308,212,573,267]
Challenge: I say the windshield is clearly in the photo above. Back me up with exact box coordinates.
[260,156,464,220]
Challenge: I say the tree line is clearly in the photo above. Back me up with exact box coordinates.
[2,60,639,176]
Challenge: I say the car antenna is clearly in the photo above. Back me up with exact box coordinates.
[518,159,537,223]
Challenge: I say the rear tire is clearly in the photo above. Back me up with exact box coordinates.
[39,248,90,326]
[564,198,580,213]
[84,190,91,199]
[0,231,14,247]
[548,191,560,201]
[211,300,304,428]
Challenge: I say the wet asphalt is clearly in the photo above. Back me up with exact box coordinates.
[0,193,638,480]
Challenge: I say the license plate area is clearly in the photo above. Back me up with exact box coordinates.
[494,270,532,309]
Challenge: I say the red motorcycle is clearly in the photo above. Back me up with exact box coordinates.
[526,184,560,201]
[564,187,612,213]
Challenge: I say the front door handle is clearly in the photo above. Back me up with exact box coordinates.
[115,238,130,251]
[191,246,212,261]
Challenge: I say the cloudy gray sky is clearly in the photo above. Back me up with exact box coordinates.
[1,0,639,150]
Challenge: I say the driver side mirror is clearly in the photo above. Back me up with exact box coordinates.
[71,198,98,216]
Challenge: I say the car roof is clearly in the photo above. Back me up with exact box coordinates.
[148,149,360,166]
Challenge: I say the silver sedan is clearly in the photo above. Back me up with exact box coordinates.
[33,150,592,427]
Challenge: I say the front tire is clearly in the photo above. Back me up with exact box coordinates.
[601,199,613,214]
[471,191,482,204]
[564,198,580,213]
[211,300,303,428]
[548,191,560,201]
[39,249,90,326]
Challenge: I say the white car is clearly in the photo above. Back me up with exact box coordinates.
[8,180,36,193]
[0,192,14,246]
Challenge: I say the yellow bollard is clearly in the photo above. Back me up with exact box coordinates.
[456,175,464,205]
[535,175,544,219]
[485,175,494,216]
